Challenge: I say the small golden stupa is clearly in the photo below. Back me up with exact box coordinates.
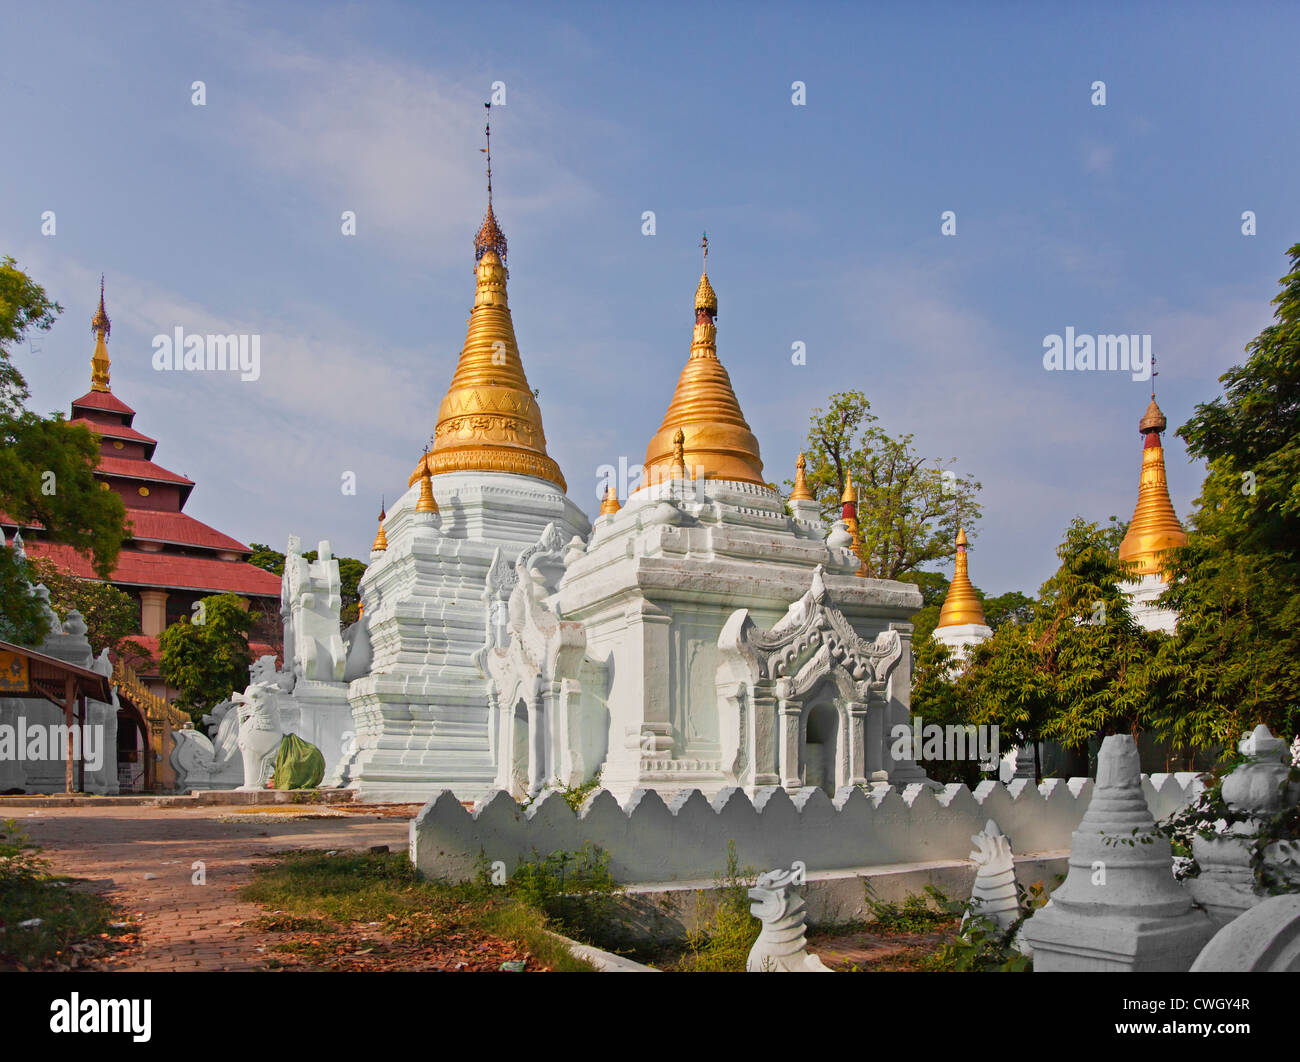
[415,464,439,514]
[789,453,814,502]
[599,485,621,515]
[90,276,111,393]
[371,503,388,552]
[410,114,565,492]
[839,472,869,577]
[638,234,765,489]
[937,527,986,628]
[1117,393,1187,577]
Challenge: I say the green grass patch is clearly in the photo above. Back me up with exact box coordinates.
[242,848,596,971]
[0,819,122,970]
[677,841,761,972]
[863,882,962,933]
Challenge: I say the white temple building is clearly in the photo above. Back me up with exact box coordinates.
[286,171,932,803]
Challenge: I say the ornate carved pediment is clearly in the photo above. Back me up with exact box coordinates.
[719,565,902,700]
[479,524,587,707]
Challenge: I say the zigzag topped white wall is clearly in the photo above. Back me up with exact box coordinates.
[409,775,1202,884]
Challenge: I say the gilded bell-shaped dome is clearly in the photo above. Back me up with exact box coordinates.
[1118,397,1186,577]
[410,208,565,491]
[640,263,765,488]
[937,528,986,628]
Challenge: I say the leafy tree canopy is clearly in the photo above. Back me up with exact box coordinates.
[0,257,128,645]
[791,391,981,580]
[158,593,254,722]
[1151,243,1300,746]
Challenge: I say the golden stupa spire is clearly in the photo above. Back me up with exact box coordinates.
[410,104,565,492]
[789,453,814,501]
[599,484,621,515]
[90,275,111,392]
[371,500,388,552]
[839,472,868,577]
[937,527,986,628]
[639,235,765,489]
[415,452,439,513]
[1117,365,1186,577]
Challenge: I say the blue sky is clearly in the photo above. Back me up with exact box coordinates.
[4,1,1297,594]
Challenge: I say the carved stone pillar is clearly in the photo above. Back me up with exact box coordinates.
[630,600,674,760]
[846,700,869,786]
[526,692,545,797]
[751,688,781,788]
[779,698,803,791]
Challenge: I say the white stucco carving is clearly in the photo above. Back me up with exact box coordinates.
[746,865,831,972]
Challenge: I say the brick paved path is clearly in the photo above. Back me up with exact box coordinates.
[12,805,414,971]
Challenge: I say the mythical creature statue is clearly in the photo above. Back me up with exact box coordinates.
[233,681,284,790]
[746,865,831,972]
[964,820,1024,939]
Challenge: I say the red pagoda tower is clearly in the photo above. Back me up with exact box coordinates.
[4,281,281,695]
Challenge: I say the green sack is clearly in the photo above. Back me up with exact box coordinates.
[272,733,325,790]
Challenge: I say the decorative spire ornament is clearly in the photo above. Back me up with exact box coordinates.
[371,501,388,553]
[90,276,112,393]
[1118,366,1186,577]
[789,452,814,502]
[840,472,868,577]
[599,484,621,516]
[411,107,564,492]
[415,453,439,514]
[639,238,764,489]
[937,527,986,628]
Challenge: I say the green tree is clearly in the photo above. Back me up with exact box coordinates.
[158,593,255,721]
[0,257,127,645]
[1151,243,1300,747]
[29,558,152,666]
[790,391,981,579]
[248,542,366,624]
[958,518,1159,763]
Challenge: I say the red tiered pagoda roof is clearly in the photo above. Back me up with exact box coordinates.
[2,284,281,604]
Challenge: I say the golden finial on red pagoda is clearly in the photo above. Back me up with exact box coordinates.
[90,275,111,392]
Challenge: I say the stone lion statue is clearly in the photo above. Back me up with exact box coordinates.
[233,682,284,791]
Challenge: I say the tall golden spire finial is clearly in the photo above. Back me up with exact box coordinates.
[937,525,986,627]
[411,108,564,492]
[789,452,814,502]
[1119,382,1186,577]
[90,275,111,392]
[639,241,763,489]
[371,499,388,553]
[474,102,508,265]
